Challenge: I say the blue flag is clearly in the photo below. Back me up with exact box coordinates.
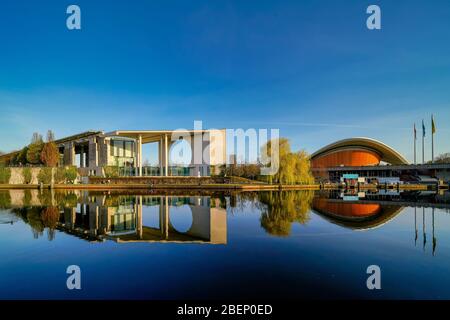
[422,119,426,138]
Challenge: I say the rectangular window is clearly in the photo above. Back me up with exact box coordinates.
[125,141,133,157]
[113,140,124,157]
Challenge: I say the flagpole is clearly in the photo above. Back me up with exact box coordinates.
[414,124,416,165]
[422,130,425,164]
[422,120,425,164]
[432,131,434,163]
[431,115,435,163]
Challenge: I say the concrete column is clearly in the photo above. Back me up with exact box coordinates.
[64,142,75,166]
[88,138,98,169]
[138,135,143,177]
[80,145,85,168]
[159,137,163,176]
[159,196,169,239]
[164,134,169,176]
[89,205,99,236]
[136,196,143,239]
[134,138,140,177]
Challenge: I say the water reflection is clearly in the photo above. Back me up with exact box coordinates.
[1,190,227,244]
[312,190,450,255]
[1,189,449,253]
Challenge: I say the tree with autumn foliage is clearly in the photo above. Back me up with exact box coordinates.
[40,130,59,167]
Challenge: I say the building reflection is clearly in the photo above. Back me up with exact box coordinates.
[2,189,449,254]
[4,190,227,244]
[313,190,448,255]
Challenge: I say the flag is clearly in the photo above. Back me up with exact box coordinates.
[414,123,417,140]
[432,115,436,134]
[422,119,426,138]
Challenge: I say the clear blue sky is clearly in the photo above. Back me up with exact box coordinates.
[0,0,449,163]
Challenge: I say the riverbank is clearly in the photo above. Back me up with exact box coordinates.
[0,183,447,191]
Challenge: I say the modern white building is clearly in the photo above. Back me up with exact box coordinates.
[54,129,227,177]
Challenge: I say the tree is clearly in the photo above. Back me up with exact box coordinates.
[46,130,55,142]
[31,132,43,144]
[260,138,314,184]
[26,133,44,165]
[15,147,29,165]
[432,153,450,164]
[41,142,59,167]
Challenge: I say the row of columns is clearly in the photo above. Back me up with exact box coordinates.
[63,141,96,168]
[135,134,170,177]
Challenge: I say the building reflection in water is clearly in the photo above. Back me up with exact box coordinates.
[3,190,227,244]
[1,189,449,254]
[313,190,449,256]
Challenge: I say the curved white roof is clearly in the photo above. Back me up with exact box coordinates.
[311,137,409,165]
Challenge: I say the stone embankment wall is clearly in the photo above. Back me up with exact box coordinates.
[89,176,232,185]
[8,168,41,184]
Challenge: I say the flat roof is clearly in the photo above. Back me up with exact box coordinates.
[106,129,225,144]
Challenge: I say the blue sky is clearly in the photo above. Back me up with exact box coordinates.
[0,0,449,163]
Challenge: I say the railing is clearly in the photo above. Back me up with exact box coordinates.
[118,166,191,177]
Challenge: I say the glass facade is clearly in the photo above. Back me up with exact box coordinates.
[109,139,135,167]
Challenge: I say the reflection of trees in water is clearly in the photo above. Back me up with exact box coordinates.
[227,191,314,235]
[41,207,60,241]
[11,207,45,239]
[9,190,79,241]
[0,191,11,209]
[257,191,314,236]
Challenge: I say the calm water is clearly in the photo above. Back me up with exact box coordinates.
[1,189,450,300]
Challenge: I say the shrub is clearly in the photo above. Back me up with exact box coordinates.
[54,167,66,184]
[64,166,78,184]
[37,167,53,184]
[0,166,11,184]
[22,167,32,184]
[104,166,119,178]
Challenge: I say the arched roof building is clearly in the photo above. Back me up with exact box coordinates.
[311,137,409,169]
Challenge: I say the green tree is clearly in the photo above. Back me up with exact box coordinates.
[15,147,29,165]
[26,133,44,165]
[260,138,314,185]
